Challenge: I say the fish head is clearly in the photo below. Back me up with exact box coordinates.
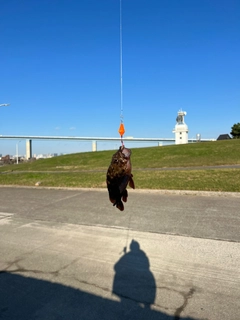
[108,146,133,176]
[120,146,131,160]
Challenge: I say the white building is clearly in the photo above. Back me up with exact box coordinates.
[172,110,188,144]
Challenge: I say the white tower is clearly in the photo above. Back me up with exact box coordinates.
[172,110,188,144]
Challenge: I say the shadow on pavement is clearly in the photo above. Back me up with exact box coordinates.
[0,239,200,320]
[112,239,156,309]
[0,272,199,320]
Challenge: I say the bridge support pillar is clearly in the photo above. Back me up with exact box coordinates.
[26,139,32,159]
[92,140,97,152]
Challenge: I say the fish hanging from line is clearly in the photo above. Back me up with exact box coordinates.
[106,146,135,211]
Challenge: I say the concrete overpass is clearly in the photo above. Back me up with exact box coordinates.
[0,135,215,158]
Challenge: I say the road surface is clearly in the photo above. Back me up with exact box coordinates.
[0,186,239,320]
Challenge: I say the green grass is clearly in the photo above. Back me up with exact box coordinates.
[0,139,240,192]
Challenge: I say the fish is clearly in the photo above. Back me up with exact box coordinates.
[106,145,135,211]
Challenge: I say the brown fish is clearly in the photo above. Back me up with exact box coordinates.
[106,145,135,211]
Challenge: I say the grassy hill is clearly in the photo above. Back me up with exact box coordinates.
[0,139,240,192]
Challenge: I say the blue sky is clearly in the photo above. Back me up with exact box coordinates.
[1,0,239,155]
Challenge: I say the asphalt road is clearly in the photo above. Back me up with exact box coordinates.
[0,186,239,320]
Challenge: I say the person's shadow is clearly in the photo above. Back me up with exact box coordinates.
[112,239,156,309]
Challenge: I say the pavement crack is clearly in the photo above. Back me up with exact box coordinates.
[174,287,196,320]
[0,256,80,278]
[74,277,111,294]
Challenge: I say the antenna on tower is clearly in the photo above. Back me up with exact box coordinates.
[173,110,188,144]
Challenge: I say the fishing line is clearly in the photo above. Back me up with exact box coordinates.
[124,213,131,253]
[119,0,123,123]
[118,0,125,146]
[119,213,131,254]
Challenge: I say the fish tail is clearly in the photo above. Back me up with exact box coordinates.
[112,201,124,211]
[112,199,124,211]
[117,201,124,211]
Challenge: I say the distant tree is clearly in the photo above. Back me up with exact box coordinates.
[230,123,240,139]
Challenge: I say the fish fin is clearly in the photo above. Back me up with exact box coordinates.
[129,174,135,189]
[122,189,128,203]
[109,198,116,204]
[119,176,130,194]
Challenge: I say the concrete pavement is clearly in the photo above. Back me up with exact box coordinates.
[0,186,239,320]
